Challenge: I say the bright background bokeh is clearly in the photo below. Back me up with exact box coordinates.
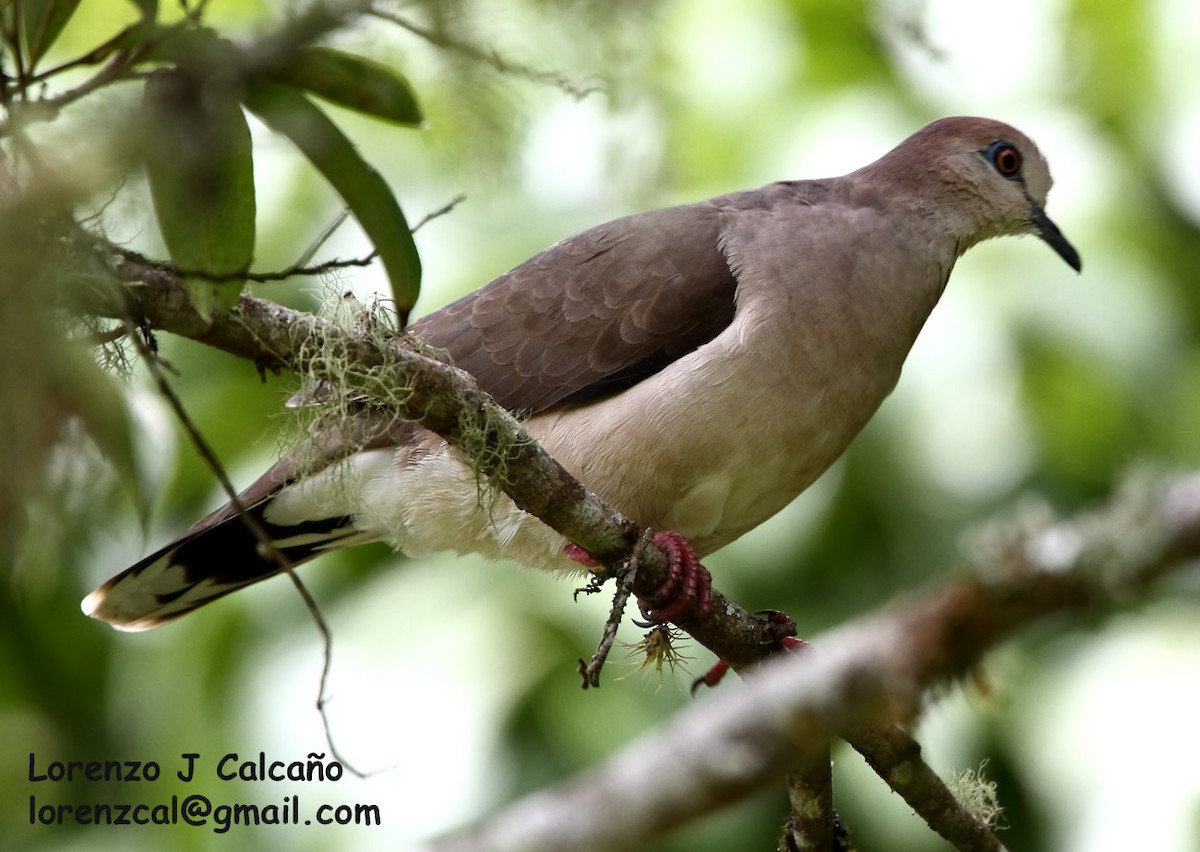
[3,1,1200,850]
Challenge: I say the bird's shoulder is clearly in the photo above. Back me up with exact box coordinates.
[410,199,741,414]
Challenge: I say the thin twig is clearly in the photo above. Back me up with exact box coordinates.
[294,208,353,270]
[577,527,649,688]
[26,22,147,84]
[5,1,29,102]
[121,318,371,777]
[110,195,464,289]
[411,192,467,232]
[280,562,389,779]
[258,193,464,277]
[373,9,605,99]
[121,323,248,509]
[246,255,377,282]
[0,52,139,138]
[109,245,376,284]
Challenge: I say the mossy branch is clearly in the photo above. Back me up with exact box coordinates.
[423,473,1200,852]
[74,246,1200,850]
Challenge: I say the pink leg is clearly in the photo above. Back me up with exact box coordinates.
[691,658,731,694]
[564,543,599,567]
[563,531,712,623]
[692,631,810,693]
[639,531,712,624]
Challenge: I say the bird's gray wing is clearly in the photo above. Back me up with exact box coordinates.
[410,200,739,415]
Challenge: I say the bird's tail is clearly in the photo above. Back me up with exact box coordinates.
[82,500,369,631]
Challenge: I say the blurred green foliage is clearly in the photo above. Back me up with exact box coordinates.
[2,0,1199,851]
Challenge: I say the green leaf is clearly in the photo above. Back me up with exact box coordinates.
[19,0,82,68]
[136,25,237,68]
[243,81,421,314]
[269,47,423,126]
[125,0,157,21]
[142,70,256,320]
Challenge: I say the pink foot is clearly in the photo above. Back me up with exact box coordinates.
[565,531,711,623]
[564,543,599,568]
[691,626,809,693]
[638,530,712,624]
[691,658,731,694]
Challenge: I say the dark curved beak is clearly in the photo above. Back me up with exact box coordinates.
[1029,200,1082,272]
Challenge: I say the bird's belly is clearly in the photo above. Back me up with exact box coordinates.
[530,354,884,556]
[343,332,899,571]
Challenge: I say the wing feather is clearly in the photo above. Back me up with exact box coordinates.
[410,201,739,413]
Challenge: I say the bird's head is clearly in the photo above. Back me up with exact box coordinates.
[864,116,1082,272]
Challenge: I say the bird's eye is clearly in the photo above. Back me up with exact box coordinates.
[986,142,1022,179]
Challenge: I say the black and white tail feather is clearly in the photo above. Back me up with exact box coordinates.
[83,412,409,631]
[81,500,367,631]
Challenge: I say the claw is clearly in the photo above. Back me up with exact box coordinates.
[691,659,731,694]
[691,616,808,693]
[752,608,799,644]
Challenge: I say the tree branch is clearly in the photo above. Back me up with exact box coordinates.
[421,472,1200,852]
[69,241,1061,848]
[63,237,1085,848]
[781,745,842,851]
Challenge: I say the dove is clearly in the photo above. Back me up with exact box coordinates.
[84,116,1081,631]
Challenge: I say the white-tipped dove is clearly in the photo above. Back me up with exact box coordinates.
[84,116,1081,630]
